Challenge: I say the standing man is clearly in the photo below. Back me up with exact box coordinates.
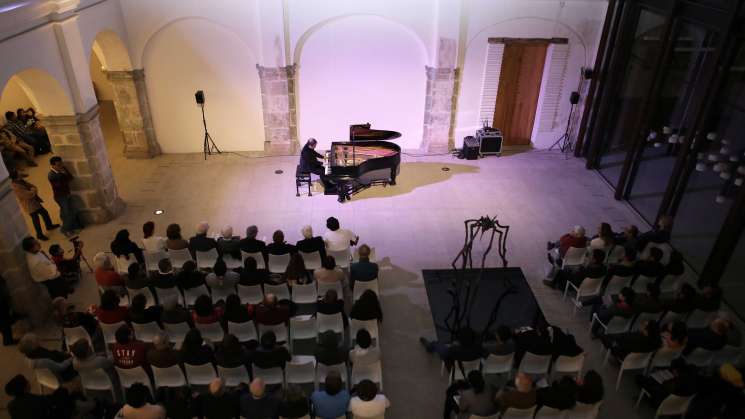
[300,138,332,189]
[22,236,69,298]
[48,156,82,237]
[9,170,59,241]
[0,275,17,346]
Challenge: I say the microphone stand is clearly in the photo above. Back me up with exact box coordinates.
[201,103,221,160]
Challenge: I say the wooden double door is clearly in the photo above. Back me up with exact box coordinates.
[493,41,548,146]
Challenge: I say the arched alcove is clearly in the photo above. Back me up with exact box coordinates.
[0,68,75,116]
[142,18,265,152]
[90,30,133,72]
[296,15,428,150]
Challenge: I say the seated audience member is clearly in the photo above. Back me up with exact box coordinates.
[51,297,98,338]
[633,283,664,314]
[683,317,731,356]
[665,250,685,277]
[192,295,224,325]
[176,260,205,290]
[237,256,267,286]
[18,333,76,381]
[349,329,380,366]
[296,225,326,260]
[216,225,241,260]
[125,262,149,290]
[547,225,587,261]
[267,230,296,255]
[536,375,577,411]
[601,319,661,361]
[636,358,698,406]
[206,259,239,300]
[239,378,279,419]
[513,326,554,359]
[110,229,144,265]
[129,293,163,325]
[694,285,722,312]
[94,289,129,324]
[350,379,390,418]
[70,339,114,379]
[146,331,181,369]
[590,222,615,249]
[285,253,313,285]
[48,242,82,280]
[163,387,199,419]
[484,325,516,355]
[180,328,214,366]
[314,256,345,284]
[160,296,193,327]
[315,330,348,366]
[637,215,673,251]
[553,248,606,291]
[200,377,240,419]
[316,289,347,325]
[5,374,54,419]
[252,331,291,370]
[93,252,124,290]
[496,373,537,412]
[23,236,69,298]
[350,244,378,290]
[215,333,250,368]
[686,363,745,419]
[549,324,583,359]
[605,246,637,284]
[575,370,604,405]
[635,247,666,283]
[615,225,639,249]
[455,370,499,419]
[189,222,219,258]
[1,129,36,167]
[279,384,310,419]
[239,225,266,257]
[420,327,486,366]
[662,282,698,314]
[323,216,359,251]
[141,221,166,252]
[112,325,151,370]
[152,258,177,289]
[166,223,189,251]
[117,383,166,419]
[662,320,688,350]
[223,294,253,324]
[350,290,383,323]
[311,371,350,419]
[589,287,636,337]
[254,293,291,326]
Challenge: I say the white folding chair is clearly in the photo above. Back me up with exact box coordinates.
[168,248,193,269]
[290,315,318,353]
[685,347,715,367]
[228,320,258,343]
[80,368,117,401]
[568,402,602,419]
[564,277,603,315]
[286,355,317,388]
[128,287,157,308]
[535,406,566,419]
[350,319,381,346]
[99,321,125,354]
[210,284,237,303]
[353,278,380,301]
[518,352,551,377]
[606,245,625,265]
[195,322,225,342]
[264,283,291,301]
[258,323,288,343]
[184,363,217,386]
[218,365,251,387]
[63,326,94,350]
[317,281,343,298]
[590,313,632,335]
[241,251,266,270]
[183,285,210,307]
[115,255,137,275]
[713,345,744,366]
[144,250,168,273]
[649,347,682,370]
[563,247,587,268]
[317,312,344,335]
[116,366,154,396]
[132,321,163,343]
[328,248,352,269]
[636,389,693,418]
[154,287,183,307]
[252,366,284,386]
[268,253,291,274]
[632,275,656,293]
[351,360,383,390]
[152,365,187,389]
[552,353,585,379]
[609,351,653,390]
[604,275,632,296]
[481,353,514,378]
[238,284,264,305]
[223,254,243,270]
[33,366,61,394]
[196,249,219,271]
[300,251,322,270]
[163,321,191,347]
[291,282,318,305]
[502,407,536,419]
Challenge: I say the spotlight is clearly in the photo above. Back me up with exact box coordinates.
[154,209,164,215]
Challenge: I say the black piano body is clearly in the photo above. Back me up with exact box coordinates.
[325,123,402,202]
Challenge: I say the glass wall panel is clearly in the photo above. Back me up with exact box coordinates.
[672,43,745,272]
[720,229,745,322]
[627,22,716,222]
[597,9,665,186]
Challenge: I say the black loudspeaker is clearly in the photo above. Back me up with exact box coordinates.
[570,91,580,104]
[583,68,594,79]
[463,136,480,160]
[195,90,205,105]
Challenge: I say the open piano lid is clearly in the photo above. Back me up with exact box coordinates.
[349,123,402,142]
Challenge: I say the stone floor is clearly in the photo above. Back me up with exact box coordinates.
[0,102,671,418]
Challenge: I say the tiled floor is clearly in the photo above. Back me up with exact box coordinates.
[0,102,667,418]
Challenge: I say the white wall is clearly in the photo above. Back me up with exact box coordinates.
[89,52,114,102]
[142,18,265,152]
[296,15,427,150]
[0,77,34,117]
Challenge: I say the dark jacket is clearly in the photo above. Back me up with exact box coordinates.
[176,269,205,290]
[296,237,326,260]
[266,242,296,256]
[252,346,291,369]
[238,238,266,256]
[189,234,218,258]
[8,393,53,419]
[181,344,214,366]
[254,303,290,326]
[215,344,251,368]
[239,392,280,419]
[130,306,163,325]
[299,143,323,173]
[161,306,193,326]
[146,346,181,368]
[238,268,268,286]
[152,272,177,289]
[200,390,241,419]
[278,398,310,419]
[110,239,144,264]
[217,237,241,260]
[351,260,379,285]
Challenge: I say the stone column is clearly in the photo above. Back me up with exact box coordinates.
[43,105,125,225]
[0,177,52,327]
[422,66,458,153]
[106,70,161,158]
[257,65,298,155]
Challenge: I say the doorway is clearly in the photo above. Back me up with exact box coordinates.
[492,41,548,146]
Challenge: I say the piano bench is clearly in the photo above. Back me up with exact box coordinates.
[296,165,312,197]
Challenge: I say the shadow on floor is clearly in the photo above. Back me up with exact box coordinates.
[351,162,480,200]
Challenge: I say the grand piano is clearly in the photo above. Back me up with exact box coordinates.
[324,123,401,202]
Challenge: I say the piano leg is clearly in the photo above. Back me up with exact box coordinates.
[390,167,397,186]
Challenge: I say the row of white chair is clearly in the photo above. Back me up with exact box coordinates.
[467,401,602,419]
[446,352,586,385]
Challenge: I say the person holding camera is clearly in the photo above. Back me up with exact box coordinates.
[48,242,83,280]
[10,170,59,241]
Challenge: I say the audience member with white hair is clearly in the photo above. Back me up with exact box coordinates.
[200,377,241,418]
[239,377,280,418]
[547,225,587,259]
[217,225,241,260]
[93,251,125,290]
[146,331,181,368]
[296,225,326,260]
[188,221,218,258]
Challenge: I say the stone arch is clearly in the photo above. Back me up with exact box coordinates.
[0,68,75,116]
[90,30,133,71]
[295,15,429,150]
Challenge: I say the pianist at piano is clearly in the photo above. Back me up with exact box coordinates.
[299,138,330,188]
